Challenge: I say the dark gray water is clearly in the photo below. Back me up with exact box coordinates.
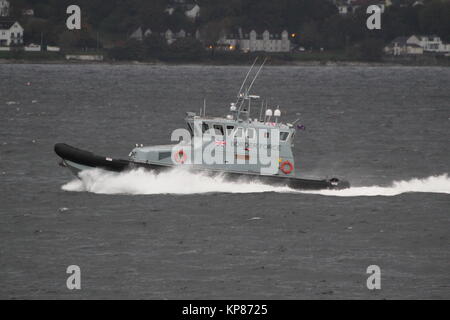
[0,63,449,299]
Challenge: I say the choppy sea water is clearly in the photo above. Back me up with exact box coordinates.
[0,63,449,299]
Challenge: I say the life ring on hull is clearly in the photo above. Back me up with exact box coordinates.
[280,161,294,175]
[173,149,188,164]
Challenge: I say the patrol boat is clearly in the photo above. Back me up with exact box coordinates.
[55,59,350,190]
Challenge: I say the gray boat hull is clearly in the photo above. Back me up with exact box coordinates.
[55,143,350,190]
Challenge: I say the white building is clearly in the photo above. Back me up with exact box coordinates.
[165,29,175,45]
[24,43,41,51]
[130,27,199,45]
[129,27,144,41]
[338,5,350,14]
[407,35,449,53]
[384,36,423,55]
[385,35,450,56]
[129,27,154,41]
[219,30,291,53]
[47,45,61,52]
[130,27,197,45]
[163,29,192,45]
[0,0,9,17]
[0,20,24,46]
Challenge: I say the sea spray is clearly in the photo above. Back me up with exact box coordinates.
[302,174,450,197]
[62,169,450,197]
[62,167,293,195]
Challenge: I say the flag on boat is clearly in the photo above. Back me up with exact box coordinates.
[215,140,226,146]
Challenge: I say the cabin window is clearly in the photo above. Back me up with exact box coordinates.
[235,127,244,138]
[226,125,235,135]
[187,123,194,136]
[158,152,171,160]
[246,128,255,139]
[213,125,224,136]
[280,132,289,141]
[202,122,209,134]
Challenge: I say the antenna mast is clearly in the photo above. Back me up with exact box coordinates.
[236,57,258,103]
[203,99,206,117]
[259,100,264,122]
[247,57,267,94]
[237,57,267,115]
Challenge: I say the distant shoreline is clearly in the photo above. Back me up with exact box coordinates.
[2,48,449,67]
[1,58,448,67]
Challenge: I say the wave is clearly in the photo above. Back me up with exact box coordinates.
[62,167,293,195]
[62,168,450,197]
[302,174,450,197]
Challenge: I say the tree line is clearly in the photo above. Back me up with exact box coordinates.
[6,0,450,61]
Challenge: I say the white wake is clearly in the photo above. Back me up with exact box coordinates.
[302,174,450,197]
[62,168,450,197]
[62,167,293,195]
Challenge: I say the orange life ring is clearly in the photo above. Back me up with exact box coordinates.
[280,161,293,174]
[173,149,187,164]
